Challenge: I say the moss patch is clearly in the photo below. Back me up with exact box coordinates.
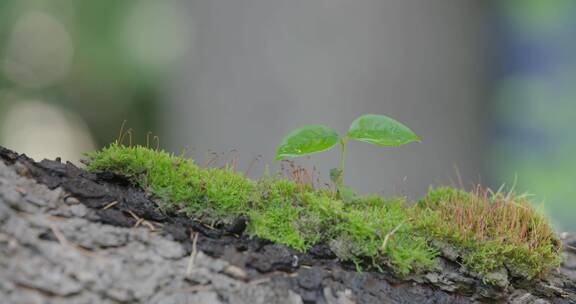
[86,144,254,223]
[86,143,561,283]
[413,187,561,282]
[330,196,436,275]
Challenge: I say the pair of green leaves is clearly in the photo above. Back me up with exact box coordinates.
[275,114,420,160]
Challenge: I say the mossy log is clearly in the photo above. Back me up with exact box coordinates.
[1,145,575,303]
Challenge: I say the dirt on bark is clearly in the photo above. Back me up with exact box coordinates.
[0,145,575,304]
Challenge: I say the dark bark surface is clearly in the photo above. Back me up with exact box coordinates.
[1,145,575,304]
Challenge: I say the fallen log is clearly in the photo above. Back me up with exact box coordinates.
[1,146,575,303]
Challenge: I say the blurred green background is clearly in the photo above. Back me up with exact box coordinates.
[0,0,162,157]
[487,0,576,232]
[0,0,574,231]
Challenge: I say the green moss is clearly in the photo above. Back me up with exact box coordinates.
[248,201,307,250]
[297,190,342,244]
[247,179,308,250]
[86,143,561,283]
[247,180,341,251]
[331,196,436,275]
[86,143,254,221]
[414,187,562,281]
[417,186,472,208]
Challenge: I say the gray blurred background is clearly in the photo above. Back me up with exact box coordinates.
[165,0,487,197]
[1,0,575,230]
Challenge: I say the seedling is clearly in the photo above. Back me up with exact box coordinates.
[275,114,420,190]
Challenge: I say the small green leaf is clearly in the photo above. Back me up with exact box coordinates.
[275,125,339,160]
[347,114,420,147]
[329,168,343,185]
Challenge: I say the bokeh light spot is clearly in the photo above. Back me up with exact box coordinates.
[2,11,74,88]
[0,100,95,163]
[120,0,194,70]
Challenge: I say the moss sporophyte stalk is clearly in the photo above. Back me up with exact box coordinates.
[86,115,561,285]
